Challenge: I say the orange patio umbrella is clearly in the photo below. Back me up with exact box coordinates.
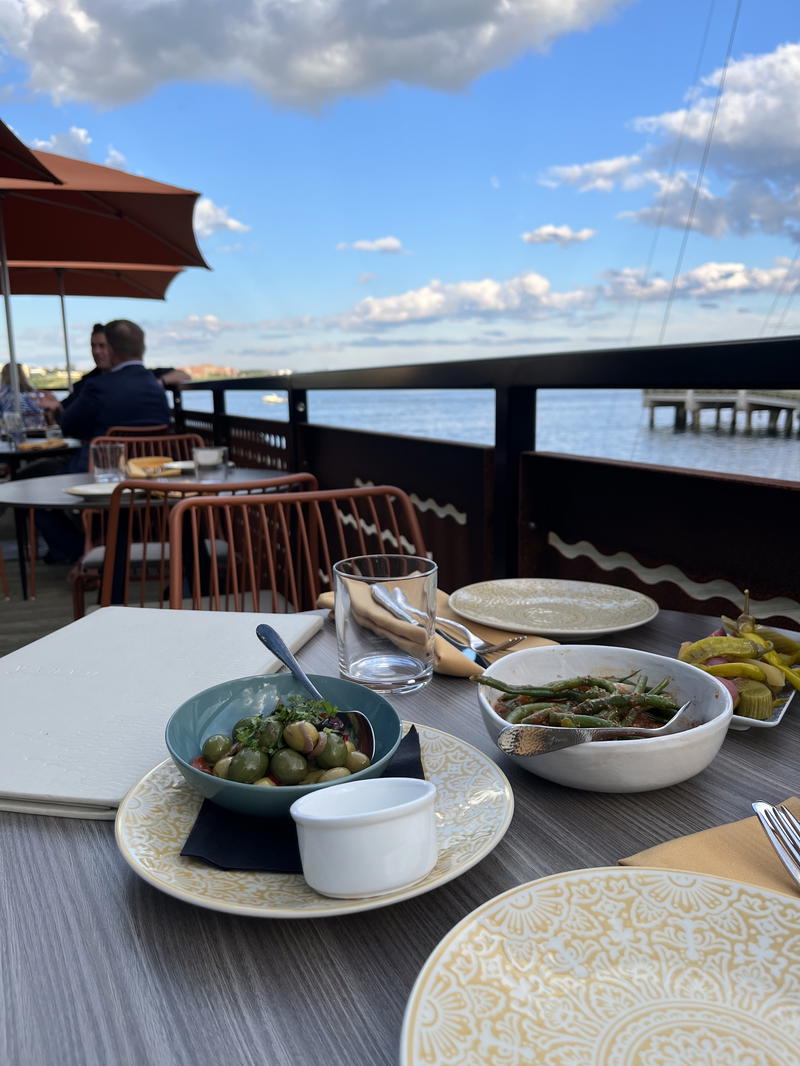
[0,122,60,183]
[2,262,184,387]
[0,123,207,408]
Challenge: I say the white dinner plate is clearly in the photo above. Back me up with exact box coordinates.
[449,577,659,638]
[163,460,195,471]
[63,482,119,499]
[401,867,800,1066]
[115,722,513,918]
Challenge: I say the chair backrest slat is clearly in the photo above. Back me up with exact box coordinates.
[167,485,427,613]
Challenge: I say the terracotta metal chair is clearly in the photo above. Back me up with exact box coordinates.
[106,425,171,436]
[167,485,427,613]
[89,432,204,462]
[70,472,319,617]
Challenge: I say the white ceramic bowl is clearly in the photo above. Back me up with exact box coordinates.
[477,645,733,793]
[290,777,438,898]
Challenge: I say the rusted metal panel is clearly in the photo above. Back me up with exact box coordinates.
[296,423,494,594]
[519,452,800,625]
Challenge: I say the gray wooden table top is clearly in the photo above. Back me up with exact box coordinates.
[0,468,294,509]
[3,608,798,1066]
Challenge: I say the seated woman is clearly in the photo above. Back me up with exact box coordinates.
[0,363,51,418]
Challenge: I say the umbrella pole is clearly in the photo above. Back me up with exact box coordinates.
[56,269,74,391]
[0,198,22,416]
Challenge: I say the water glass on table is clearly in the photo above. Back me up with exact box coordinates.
[333,555,437,694]
[3,412,26,447]
[192,445,229,481]
[90,441,125,482]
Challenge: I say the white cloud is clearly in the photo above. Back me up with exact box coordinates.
[542,43,800,241]
[193,197,251,239]
[340,256,799,327]
[358,273,376,284]
[0,0,630,108]
[522,224,596,246]
[104,145,127,169]
[337,236,407,254]
[31,125,92,158]
[540,154,641,191]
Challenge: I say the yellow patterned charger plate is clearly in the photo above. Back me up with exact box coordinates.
[115,722,513,918]
[450,578,659,638]
[400,866,800,1066]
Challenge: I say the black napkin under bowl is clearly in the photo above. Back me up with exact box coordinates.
[181,726,424,873]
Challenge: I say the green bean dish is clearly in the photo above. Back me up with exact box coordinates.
[474,672,680,729]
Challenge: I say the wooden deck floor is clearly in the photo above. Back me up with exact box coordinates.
[0,507,76,657]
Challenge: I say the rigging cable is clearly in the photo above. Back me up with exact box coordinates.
[657,0,743,345]
[759,241,800,337]
[627,0,717,346]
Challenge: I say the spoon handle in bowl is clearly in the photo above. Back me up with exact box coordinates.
[255,624,326,701]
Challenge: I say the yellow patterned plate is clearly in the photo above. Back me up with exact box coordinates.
[115,722,513,918]
[450,578,658,638]
[401,867,800,1066]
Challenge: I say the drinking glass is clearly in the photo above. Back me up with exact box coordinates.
[3,412,25,447]
[192,445,229,481]
[90,441,126,482]
[334,555,437,694]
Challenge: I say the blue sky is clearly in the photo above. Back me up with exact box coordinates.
[1,0,798,373]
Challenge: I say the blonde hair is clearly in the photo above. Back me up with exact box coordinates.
[1,363,33,391]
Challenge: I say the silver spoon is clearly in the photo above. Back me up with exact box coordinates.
[497,699,695,757]
[255,623,375,758]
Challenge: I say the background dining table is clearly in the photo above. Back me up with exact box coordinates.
[0,467,296,598]
[2,607,798,1066]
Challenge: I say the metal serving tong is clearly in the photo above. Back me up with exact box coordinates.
[752,802,800,891]
[497,699,695,756]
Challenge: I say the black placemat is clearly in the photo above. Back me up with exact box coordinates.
[181,725,424,873]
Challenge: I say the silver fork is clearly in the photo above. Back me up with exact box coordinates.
[752,801,800,890]
[391,587,525,655]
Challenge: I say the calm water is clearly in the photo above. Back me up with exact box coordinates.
[183,388,798,482]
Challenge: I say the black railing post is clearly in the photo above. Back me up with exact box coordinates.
[288,388,309,473]
[212,388,228,447]
[170,386,184,431]
[493,385,536,577]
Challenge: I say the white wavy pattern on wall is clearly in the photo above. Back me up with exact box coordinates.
[548,532,800,623]
[337,511,418,555]
[354,478,467,525]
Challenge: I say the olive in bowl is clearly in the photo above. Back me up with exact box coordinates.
[166,673,403,816]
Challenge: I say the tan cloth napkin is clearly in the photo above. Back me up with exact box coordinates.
[316,587,557,678]
[620,796,800,898]
[126,456,182,478]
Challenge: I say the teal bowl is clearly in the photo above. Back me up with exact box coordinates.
[165,673,403,817]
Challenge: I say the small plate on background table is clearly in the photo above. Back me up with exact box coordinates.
[730,686,796,731]
[63,482,119,499]
[115,722,514,919]
[400,867,800,1066]
[449,577,659,638]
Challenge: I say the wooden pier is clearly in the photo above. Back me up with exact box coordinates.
[642,389,800,434]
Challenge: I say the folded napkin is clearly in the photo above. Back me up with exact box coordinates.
[316,587,557,678]
[620,796,800,898]
[181,725,425,872]
[126,456,182,478]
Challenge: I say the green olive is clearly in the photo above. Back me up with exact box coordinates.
[318,766,351,782]
[345,751,370,774]
[213,755,234,779]
[299,770,324,785]
[283,721,320,754]
[232,715,263,745]
[257,715,283,752]
[228,748,269,783]
[252,776,278,788]
[316,733,347,769]
[269,748,308,785]
[202,734,233,764]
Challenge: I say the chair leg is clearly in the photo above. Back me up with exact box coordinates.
[70,571,86,620]
[27,507,37,598]
[0,546,10,599]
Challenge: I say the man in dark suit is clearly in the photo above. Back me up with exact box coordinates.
[61,319,171,458]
